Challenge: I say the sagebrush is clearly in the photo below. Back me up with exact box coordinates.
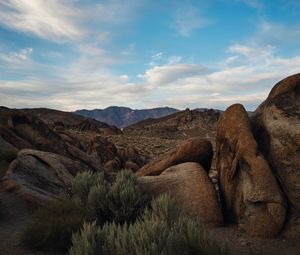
[21,169,149,252]
[70,194,229,255]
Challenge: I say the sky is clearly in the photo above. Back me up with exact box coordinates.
[0,0,300,111]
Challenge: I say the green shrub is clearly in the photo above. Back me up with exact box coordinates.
[22,169,149,253]
[70,194,230,255]
[21,198,85,253]
[87,183,109,222]
[72,171,107,204]
[106,169,149,224]
[69,221,104,255]
[75,169,148,224]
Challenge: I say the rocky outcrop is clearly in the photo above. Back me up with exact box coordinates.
[216,104,286,237]
[124,108,220,140]
[0,109,104,173]
[252,73,300,237]
[87,136,146,172]
[21,107,121,135]
[2,149,90,204]
[138,162,223,226]
[121,145,147,171]
[136,138,213,176]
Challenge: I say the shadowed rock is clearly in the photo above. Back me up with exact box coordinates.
[138,162,223,226]
[136,138,213,176]
[0,109,105,172]
[252,73,300,238]
[2,149,91,204]
[216,104,286,238]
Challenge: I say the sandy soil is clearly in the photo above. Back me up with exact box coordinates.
[208,225,300,255]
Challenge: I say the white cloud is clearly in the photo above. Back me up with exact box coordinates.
[142,63,208,87]
[137,44,300,110]
[227,44,275,62]
[1,43,299,111]
[174,5,209,37]
[0,0,83,41]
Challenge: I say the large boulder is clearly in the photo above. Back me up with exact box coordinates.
[136,138,213,176]
[138,162,223,226]
[0,109,104,173]
[216,104,286,237]
[2,149,92,204]
[252,73,300,237]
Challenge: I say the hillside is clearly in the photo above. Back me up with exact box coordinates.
[75,106,179,128]
[124,108,221,140]
[0,107,121,135]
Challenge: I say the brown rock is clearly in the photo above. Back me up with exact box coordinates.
[2,149,90,204]
[124,161,139,171]
[216,104,286,237]
[104,157,121,172]
[122,145,147,171]
[0,109,105,173]
[136,138,213,176]
[138,162,223,226]
[252,73,300,238]
[87,136,119,164]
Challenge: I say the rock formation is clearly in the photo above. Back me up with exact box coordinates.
[216,104,286,237]
[252,73,300,237]
[124,108,220,140]
[138,162,223,226]
[136,138,213,176]
[2,149,90,204]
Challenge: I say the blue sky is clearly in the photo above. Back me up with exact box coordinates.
[0,0,300,111]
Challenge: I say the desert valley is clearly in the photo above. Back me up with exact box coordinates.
[1,1,300,254]
[0,74,299,254]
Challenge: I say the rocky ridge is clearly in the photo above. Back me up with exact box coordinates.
[75,106,179,128]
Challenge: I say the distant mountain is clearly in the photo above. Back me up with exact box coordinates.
[75,106,179,128]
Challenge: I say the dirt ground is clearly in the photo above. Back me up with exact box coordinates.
[0,185,60,255]
[208,225,300,255]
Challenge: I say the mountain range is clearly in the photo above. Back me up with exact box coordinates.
[75,106,179,128]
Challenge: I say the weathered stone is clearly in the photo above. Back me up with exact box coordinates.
[216,104,286,237]
[138,162,223,226]
[2,149,91,204]
[137,138,213,176]
[252,73,300,238]
[124,161,139,171]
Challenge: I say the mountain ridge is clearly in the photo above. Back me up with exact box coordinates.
[75,106,179,128]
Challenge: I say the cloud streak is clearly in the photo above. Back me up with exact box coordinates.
[0,0,83,41]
